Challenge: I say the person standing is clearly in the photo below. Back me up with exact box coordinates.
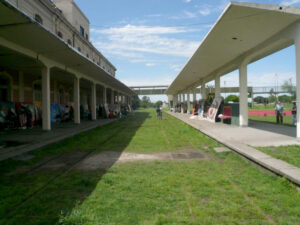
[275,101,284,124]
[292,102,297,126]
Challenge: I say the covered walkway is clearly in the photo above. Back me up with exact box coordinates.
[166,2,300,139]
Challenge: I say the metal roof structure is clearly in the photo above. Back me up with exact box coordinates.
[166,2,300,94]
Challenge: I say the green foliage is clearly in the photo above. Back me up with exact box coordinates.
[282,78,296,100]
[225,95,239,103]
[155,100,163,108]
[131,95,140,110]
[278,95,292,103]
[140,96,153,108]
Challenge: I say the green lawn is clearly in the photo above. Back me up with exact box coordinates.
[257,145,300,168]
[249,115,294,127]
[0,109,300,225]
[249,103,292,111]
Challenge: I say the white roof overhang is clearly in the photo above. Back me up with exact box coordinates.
[0,0,135,95]
[166,2,300,95]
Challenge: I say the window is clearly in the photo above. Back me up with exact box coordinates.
[80,26,84,37]
[33,82,42,102]
[57,31,63,39]
[34,14,43,24]
[86,54,89,58]
[78,47,81,52]
[67,39,72,45]
[85,34,89,40]
[0,75,10,102]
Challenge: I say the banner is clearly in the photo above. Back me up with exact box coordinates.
[206,97,223,122]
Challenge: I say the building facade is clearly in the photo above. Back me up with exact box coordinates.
[0,0,134,131]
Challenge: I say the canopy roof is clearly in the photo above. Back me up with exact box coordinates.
[0,0,135,95]
[166,2,300,95]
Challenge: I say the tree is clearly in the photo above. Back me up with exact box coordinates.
[278,95,292,103]
[155,100,163,108]
[225,95,239,103]
[282,78,296,100]
[269,88,276,103]
[254,96,267,104]
[131,95,140,109]
[140,96,152,108]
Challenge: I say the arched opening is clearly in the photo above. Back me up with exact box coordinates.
[67,39,72,45]
[0,72,12,102]
[34,14,43,25]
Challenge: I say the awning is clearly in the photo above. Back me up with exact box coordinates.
[166,2,300,95]
[0,0,135,96]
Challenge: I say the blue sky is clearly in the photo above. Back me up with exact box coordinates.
[75,0,300,102]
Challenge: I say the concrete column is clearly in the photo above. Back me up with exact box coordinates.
[201,83,206,99]
[179,94,182,103]
[239,63,248,127]
[183,93,185,102]
[91,83,96,120]
[295,25,300,138]
[18,71,24,102]
[187,90,191,114]
[73,77,80,124]
[103,86,107,104]
[215,75,221,98]
[42,66,51,131]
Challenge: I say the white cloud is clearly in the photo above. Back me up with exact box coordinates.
[170,64,182,72]
[92,25,200,58]
[183,0,192,3]
[199,8,211,16]
[146,63,156,67]
[121,74,175,86]
[183,10,197,18]
[280,0,300,6]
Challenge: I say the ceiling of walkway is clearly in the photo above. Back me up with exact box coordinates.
[167,2,300,94]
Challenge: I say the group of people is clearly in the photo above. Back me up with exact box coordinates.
[0,104,35,130]
[275,101,297,125]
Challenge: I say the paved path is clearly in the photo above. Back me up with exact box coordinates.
[0,119,116,161]
[167,112,300,186]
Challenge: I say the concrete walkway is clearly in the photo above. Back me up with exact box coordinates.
[0,119,116,161]
[167,111,300,186]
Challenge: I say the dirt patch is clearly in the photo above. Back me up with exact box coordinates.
[34,152,88,172]
[77,150,208,170]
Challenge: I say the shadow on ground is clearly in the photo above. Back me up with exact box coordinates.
[0,111,150,225]
[249,120,296,137]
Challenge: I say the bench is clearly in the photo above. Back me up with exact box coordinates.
[218,106,232,122]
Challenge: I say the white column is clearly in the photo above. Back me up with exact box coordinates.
[215,75,221,98]
[91,83,96,120]
[201,83,206,99]
[18,71,24,102]
[103,86,107,104]
[179,94,182,103]
[187,90,191,114]
[42,66,51,131]
[295,25,300,138]
[239,63,248,127]
[73,77,80,124]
